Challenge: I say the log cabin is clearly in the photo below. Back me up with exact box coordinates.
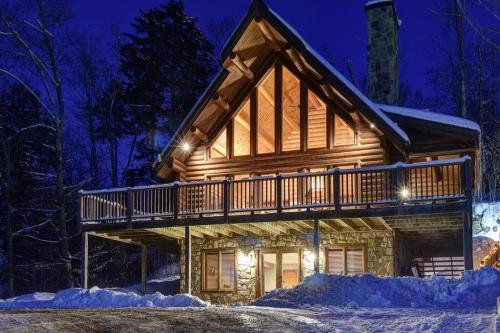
[79,0,480,304]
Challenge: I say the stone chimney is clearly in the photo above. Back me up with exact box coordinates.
[365,0,400,105]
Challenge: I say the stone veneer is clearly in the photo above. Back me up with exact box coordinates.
[180,230,394,304]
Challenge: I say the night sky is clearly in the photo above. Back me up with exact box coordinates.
[72,0,443,98]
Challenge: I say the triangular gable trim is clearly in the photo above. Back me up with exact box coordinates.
[154,0,410,171]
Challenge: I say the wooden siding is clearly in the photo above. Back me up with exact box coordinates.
[183,124,386,181]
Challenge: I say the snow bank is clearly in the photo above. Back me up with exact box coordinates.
[252,266,500,309]
[0,287,208,309]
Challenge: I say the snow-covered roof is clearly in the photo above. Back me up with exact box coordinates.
[378,104,481,133]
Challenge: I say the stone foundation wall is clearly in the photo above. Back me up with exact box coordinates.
[180,230,394,304]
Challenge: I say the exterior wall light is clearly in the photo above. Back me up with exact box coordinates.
[370,123,376,129]
[400,187,409,200]
[181,142,191,152]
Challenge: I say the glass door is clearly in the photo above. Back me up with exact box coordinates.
[259,250,301,295]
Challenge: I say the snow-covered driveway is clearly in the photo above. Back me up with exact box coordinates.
[0,305,497,333]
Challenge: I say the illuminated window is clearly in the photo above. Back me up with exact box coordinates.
[326,246,364,275]
[282,67,301,151]
[203,250,235,291]
[307,90,327,149]
[334,115,356,146]
[257,68,275,154]
[210,128,227,158]
[233,99,251,156]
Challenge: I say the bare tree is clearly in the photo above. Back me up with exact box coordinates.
[0,0,74,287]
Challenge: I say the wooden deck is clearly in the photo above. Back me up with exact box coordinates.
[79,157,472,231]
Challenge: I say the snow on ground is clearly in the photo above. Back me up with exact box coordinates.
[252,266,500,309]
[110,275,180,295]
[0,305,497,332]
[475,202,500,241]
[0,286,207,309]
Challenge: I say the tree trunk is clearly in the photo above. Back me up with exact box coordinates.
[37,0,73,288]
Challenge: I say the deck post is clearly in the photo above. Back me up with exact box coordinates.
[141,244,147,294]
[276,174,282,214]
[184,226,191,294]
[333,168,340,210]
[462,157,473,270]
[313,219,320,274]
[223,179,229,217]
[81,231,88,289]
[126,188,133,229]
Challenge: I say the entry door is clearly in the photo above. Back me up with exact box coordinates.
[259,251,300,295]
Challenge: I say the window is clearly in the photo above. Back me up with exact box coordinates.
[307,90,327,149]
[203,250,236,291]
[233,99,251,156]
[282,67,301,152]
[257,68,275,154]
[210,128,227,159]
[334,115,356,146]
[325,246,365,275]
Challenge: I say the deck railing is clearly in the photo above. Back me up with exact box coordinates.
[80,157,471,225]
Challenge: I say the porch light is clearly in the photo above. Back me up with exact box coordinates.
[399,187,410,200]
[370,123,376,129]
[181,141,191,152]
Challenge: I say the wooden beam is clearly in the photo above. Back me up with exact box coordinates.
[236,223,265,236]
[91,232,142,246]
[284,221,304,233]
[166,157,186,174]
[141,244,147,295]
[189,126,208,143]
[335,219,355,231]
[313,220,320,273]
[372,217,393,231]
[319,220,339,233]
[184,226,191,294]
[191,226,218,238]
[213,94,230,111]
[284,44,305,73]
[255,17,280,51]
[357,218,374,231]
[229,52,254,79]
[81,232,88,289]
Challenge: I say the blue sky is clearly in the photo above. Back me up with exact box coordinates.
[72,0,443,97]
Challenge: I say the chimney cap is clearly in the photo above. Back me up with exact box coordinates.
[365,0,401,28]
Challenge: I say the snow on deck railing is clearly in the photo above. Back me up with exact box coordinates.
[80,157,471,224]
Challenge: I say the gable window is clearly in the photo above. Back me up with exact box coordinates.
[334,115,356,146]
[326,246,365,275]
[257,68,275,154]
[210,128,227,158]
[282,66,301,152]
[233,99,251,156]
[202,250,236,291]
[307,90,327,149]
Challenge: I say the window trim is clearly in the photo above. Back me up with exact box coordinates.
[201,249,237,292]
[324,244,367,275]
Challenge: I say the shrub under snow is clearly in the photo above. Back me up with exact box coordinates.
[0,287,208,309]
[252,266,500,309]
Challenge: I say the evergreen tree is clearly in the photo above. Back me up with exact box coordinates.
[120,0,217,185]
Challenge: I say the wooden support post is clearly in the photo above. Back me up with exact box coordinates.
[223,179,229,217]
[126,188,133,229]
[463,157,473,270]
[81,232,88,289]
[184,226,191,294]
[141,244,147,295]
[173,182,179,221]
[276,174,282,214]
[333,168,340,210]
[313,219,320,274]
